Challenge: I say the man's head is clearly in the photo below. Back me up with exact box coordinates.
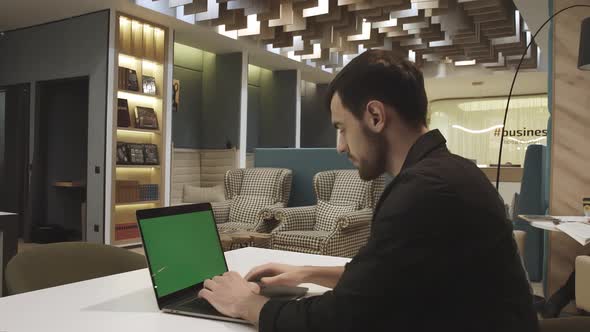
[327,50,428,180]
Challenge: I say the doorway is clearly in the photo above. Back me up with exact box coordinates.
[0,84,30,238]
[29,77,89,242]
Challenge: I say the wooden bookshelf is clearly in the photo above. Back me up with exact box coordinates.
[109,13,169,246]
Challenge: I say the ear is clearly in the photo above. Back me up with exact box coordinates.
[364,100,386,133]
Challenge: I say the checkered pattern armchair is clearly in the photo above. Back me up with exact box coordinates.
[269,170,385,258]
[213,168,292,233]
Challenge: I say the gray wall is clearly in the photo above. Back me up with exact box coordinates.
[172,43,204,149]
[301,82,335,148]
[202,53,243,149]
[257,70,297,148]
[0,11,109,243]
[171,45,244,150]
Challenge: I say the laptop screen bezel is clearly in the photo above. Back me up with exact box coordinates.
[136,203,229,309]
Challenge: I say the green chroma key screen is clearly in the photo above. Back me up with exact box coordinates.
[139,211,227,298]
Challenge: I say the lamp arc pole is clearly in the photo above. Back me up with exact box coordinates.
[495,4,590,190]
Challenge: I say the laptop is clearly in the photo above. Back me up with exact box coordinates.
[136,203,248,324]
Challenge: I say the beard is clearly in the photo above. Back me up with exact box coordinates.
[355,128,386,181]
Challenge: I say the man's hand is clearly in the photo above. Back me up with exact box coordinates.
[246,263,345,289]
[198,271,269,324]
[245,263,309,287]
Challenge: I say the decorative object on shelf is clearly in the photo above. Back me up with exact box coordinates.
[118,67,139,92]
[225,138,233,149]
[116,180,140,203]
[115,222,140,241]
[135,106,159,129]
[172,79,180,112]
[142,75,157,95]
[117,98,131,127]
[139,184,159,201]
[127,143,146,164]
[143,144,159,165]
[116,143,130,164]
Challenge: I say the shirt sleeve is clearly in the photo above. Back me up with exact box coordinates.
[258,172,459,332]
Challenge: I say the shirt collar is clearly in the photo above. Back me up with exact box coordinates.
[400,129,447,171]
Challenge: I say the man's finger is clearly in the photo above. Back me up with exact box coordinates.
[245,265,268,280]
[248,282,261,294]
[260,275,283,286]
[203,278,218,291]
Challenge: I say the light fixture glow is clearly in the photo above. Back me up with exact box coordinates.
[505,137,547,144]
[451,124,504,134]
[303,0,329,17]
[455,59,476,66]
[118,54,138,69]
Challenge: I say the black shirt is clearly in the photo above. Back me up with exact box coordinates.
[259,130,538,332]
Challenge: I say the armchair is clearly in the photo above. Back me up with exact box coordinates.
[270,170,385,258]
[213,168,292,233]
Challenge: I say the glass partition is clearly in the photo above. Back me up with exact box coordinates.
[429,94,549,166]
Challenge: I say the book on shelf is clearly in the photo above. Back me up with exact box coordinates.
[139,184,159,201]
[115,222,140,241]
[117,98,131,127]
[118,67,139,92]
[126,143,146,164]
[116,142,130,164]
[116,180,140,203]
[135,106,159,129]
[143,144,159,165]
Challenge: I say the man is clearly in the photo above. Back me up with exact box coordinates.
[197,50,539,332]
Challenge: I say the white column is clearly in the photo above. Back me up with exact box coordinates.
[239,52,249,168]
[295,69,302,148]
[163,26,174,206]
[104,10,117,245]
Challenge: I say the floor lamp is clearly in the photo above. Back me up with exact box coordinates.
[495,5,590,189]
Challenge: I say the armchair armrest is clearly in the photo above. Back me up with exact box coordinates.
[337,208,373,232]
[576,256,590,312]
[259,202,285,221]
[211,200,232,224]
[272,206,317,233]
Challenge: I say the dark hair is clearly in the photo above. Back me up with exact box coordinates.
[326,50,428,128]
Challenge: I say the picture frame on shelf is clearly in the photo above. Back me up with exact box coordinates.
[116,143,130,164]
[127,143,145,164]
[142,75,157,95]
[117,98,131,127]
[143,144,159,165]
[135,106,159,129]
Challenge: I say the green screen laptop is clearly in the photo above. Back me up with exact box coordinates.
[136,203,248,324]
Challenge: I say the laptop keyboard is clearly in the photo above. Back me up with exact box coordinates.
[175,298,224,316]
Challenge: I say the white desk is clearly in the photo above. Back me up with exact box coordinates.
[0,247,349,332]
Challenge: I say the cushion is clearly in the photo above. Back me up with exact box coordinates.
[272,230,330,250]
[183,184,225,204]
[314,200,356,232]
[229,195,275,225]
[330,172,368,208]
[240,168,281,197]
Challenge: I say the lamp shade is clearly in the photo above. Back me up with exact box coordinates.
[579,17,590,70]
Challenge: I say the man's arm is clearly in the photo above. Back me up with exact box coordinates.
[245,263,345,289]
